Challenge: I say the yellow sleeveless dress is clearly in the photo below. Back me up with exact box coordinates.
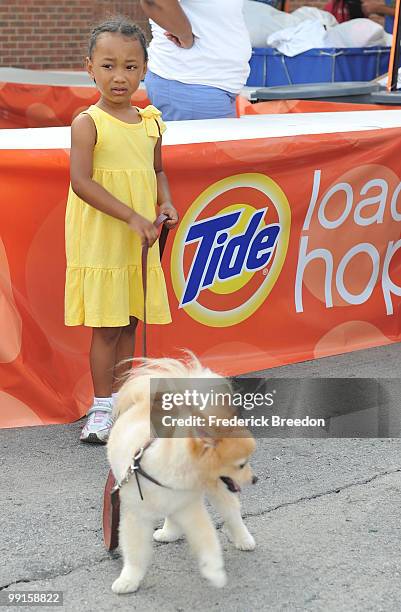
[64,104,171,327]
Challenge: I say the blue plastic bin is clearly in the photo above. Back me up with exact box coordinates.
[247,47,391,86]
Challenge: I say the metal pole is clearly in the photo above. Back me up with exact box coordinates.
[387,0,401,91]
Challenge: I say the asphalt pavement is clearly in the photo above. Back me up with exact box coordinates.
[1,342,401,612]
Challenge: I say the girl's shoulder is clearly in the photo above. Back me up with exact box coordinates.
[71,105,98,124]
[138,105,167,137]
[70,108,97,144]
[71,105,102,131]
[71,105,104,145]
[138,104,163,119]
[77,105,105,125]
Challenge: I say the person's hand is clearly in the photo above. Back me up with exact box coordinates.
[159,202,179,229]
[127,212,158,247]
[361,0,384,15]
[163,31,194,49]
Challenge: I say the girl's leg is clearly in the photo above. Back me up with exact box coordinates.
[90,326,122,397]
[80,326,122,444]
[112,317,138,393]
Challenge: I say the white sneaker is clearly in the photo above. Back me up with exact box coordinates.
[80,401,113,444]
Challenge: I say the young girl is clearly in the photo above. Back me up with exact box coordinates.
[65,17,178,444]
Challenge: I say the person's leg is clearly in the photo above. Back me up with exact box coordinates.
[80,326,122,444]
[112,317,138,393]
[90,327,122,397]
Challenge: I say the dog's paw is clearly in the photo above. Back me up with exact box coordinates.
[223,526,256,551]
[233,531,255,551]
[201,566,227,588]
[112,574,141,594]
[153,527,182,543]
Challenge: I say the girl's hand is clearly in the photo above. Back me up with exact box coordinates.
[127,212,158,247]
[159,202,179,229]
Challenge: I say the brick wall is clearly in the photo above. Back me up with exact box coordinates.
[0,0,148,70]
[0,0,380,70]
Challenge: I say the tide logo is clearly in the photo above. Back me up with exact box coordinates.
[171,174,291,327]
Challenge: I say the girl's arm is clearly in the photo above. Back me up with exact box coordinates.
[70,114,158,246]
[140,0,194,48]
[154,137,179,229]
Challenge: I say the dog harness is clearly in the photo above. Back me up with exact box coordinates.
[111,439,170,501]
[104,438,240,551]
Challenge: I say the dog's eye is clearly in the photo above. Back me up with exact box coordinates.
[239,462,247,469]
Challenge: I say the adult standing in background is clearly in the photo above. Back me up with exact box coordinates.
[361,0,395,34]
[140,0,252,120]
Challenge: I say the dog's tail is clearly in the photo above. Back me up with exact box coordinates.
[113,351,221,420]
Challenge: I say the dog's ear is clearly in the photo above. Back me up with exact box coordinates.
[193,426,221,452]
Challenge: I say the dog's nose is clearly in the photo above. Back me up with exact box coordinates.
[252,475,258,485]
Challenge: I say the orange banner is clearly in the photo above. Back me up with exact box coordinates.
[1,128,401,428]
[0,82,150,128]
[1,81,394,130]
[237,98,398,115]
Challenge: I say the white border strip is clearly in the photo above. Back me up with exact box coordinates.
[1,111,401,150]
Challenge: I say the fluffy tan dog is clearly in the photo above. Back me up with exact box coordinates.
[107,355,257,594]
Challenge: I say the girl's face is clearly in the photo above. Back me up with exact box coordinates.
[86,33,147,105]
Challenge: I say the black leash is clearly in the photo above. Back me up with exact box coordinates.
[142,214,169,358]
[103,215,170,551]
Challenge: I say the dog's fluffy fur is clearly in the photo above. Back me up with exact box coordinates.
[107,354,257,594]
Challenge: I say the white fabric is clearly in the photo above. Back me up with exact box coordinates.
[245,1,390,56]
[323,18,389,48]
[267,16,389,56]
[243,2,337,47]
[268,20,328,57]
[243,1,295,46]
[383,31,393,45]
[147,0,252,94]
[291,6,338,28]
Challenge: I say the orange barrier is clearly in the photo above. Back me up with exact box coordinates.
[1,125,401,427]
[2,87,395,130]
[0,82,150,128]
[236,96,397,115]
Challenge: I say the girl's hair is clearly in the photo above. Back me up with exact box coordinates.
[88,17,148,62]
